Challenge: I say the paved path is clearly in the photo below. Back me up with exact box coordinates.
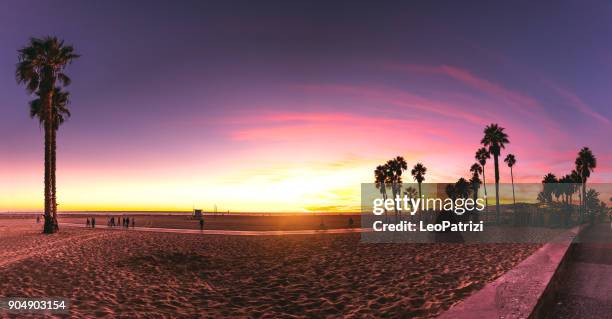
[547,222,612,318]
[61,223,372,236]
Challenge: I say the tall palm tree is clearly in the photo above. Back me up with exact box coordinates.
[374,164,390,219]
[481,124,509,223]
[386,157,407,219]
[16,36,79,233]
[389,156,408,192]
[575,147,597,222]
[374,164,388,202]
[504,154,517,206]
[469,171,482,221]
[475,148,490,209]
[411,163,427,199]
[30,88,71,222]
[469,163,482,203]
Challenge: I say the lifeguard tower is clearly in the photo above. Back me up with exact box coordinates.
[193,209,202,219]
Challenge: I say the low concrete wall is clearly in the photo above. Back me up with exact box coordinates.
[438,226,585,319]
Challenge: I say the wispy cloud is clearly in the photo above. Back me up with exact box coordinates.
[388,64,545,118]
[544,80,611,125]
[227,111,474,151]
[299,84,489,125]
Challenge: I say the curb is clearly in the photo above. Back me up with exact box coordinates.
[438,225,586,319]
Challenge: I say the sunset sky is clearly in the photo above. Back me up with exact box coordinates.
[0,1,611,212]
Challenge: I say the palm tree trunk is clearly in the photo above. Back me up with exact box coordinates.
[482,167,488,210]
[494,154,501,223]
[510,166,515,206]
[569,193,573,224]
[417,182,423,223]
[578,191,582,222]
[472,186,479,222]
[381,186,388,221]
[43,88,58,234]
[582,179,586,223]
[51,127,59,232]
[392,182,399,220]
[43,120,54,233]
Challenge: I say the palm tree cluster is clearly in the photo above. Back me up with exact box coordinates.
[374,157,427,218]
[449,124,515,223]
[374,157,406,218]
[370,123,607,227]
[538,147,599,223]
[373,124,514,223]
[16,36,79,234]
[454,124,513,223]
[369,120,608,227]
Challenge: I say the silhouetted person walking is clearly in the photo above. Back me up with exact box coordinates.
[199,218,204,230]
[92,217,96,228]
[86,218,90,228]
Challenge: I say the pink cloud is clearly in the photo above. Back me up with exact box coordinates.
[299,84,489,125]
[389,64,545,118]
[229,112,463,144]
[297,83,571,151]
[544,81,611,125]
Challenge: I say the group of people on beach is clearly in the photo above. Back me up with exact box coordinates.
[85,217,96,228]
[85,216,135,228]
[107,216,134,228]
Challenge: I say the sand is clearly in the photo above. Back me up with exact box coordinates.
[0,217,541,318]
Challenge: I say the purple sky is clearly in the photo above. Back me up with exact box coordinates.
[0,1,610,211]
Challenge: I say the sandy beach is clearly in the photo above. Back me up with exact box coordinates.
[0,217,541,318]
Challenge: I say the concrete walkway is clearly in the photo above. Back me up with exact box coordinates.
[547,222,612,318]
[61,222,372,236]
